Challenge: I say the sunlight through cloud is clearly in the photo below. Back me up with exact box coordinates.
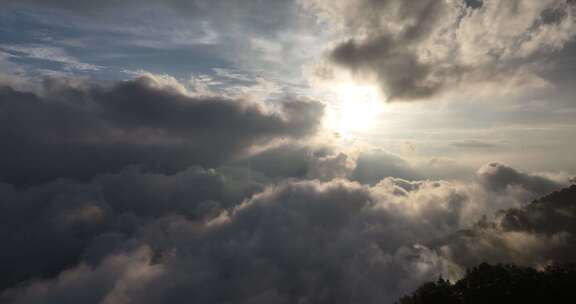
[325,83,385,136]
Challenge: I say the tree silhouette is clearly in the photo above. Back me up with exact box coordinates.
[397,263,576,304]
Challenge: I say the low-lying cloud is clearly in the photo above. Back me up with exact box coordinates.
[1,154,571,303]
[0,78,571,301]
[1,1,575,303]
[439,184,576,270]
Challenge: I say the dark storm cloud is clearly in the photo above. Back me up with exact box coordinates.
[0,74,323,185]
[307,0,576,101]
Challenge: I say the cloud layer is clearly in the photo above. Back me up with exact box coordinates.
[0,75,570,301]
[0,74,323,185]
[0,142,571,303]
[1,1,575,303]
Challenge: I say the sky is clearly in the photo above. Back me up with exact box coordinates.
[0,1,575,303]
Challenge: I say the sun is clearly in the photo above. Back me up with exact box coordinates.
[326,83,384,135]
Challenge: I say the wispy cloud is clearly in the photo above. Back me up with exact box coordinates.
[0,45,101,71]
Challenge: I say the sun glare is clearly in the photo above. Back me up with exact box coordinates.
[326,83,384,135]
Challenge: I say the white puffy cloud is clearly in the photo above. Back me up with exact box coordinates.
[303,0,576,100]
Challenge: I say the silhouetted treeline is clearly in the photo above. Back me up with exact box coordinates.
[397,263,576,304]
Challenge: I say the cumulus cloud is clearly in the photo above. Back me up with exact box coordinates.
[0,74,323,185]
[1,1,574,303]
[234,144,352,182]
[477,162,567,195]
[439,184,576,270]
[350,151,479,185]
[1,179,452,304]
[0,165,265,293]
[351,150,422,184]
[304,0,576,101]
[0,66,571,303]
[2,159,569,303]
[2,246,163,304]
